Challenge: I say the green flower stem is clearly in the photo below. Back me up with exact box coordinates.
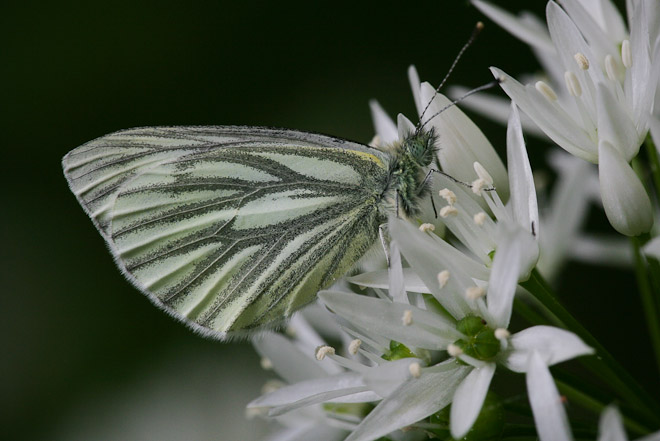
[521,269,660,424]
[513,300,653,432]
[631,237,660,378]
[556,378,650,436]
[644,136,660,201]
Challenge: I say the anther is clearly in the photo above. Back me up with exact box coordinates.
[447,343,464,357]
[440,206,458,217]
[473,212,487,226]
[564,71,582,97]
[409,362,422,378]
[315,345,335,360]
[473,162,494,185]
[605,55,620,81]
[465,286,486,300]
[419,223,435,233]
[348,339,362,355]
[574,52,590,70]
[494,328,511,339]
[535,80,558,101]
[260,357,273,370]
[261,379,285,395]
[437,270,450,288]
[439,188,457,205]
[402,309,413,326]
[471,178,488,194]
[621,40,632,69]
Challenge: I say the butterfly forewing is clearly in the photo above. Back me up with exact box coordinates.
[63,126,390,337]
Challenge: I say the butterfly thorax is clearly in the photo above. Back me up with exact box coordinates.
[386,128,438,218]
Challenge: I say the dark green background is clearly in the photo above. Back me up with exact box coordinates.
[4,1,654,440]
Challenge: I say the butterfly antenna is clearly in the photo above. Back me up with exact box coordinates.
[416,21,485,133]
[417,77,503,133]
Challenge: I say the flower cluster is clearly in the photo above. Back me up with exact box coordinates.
[246,1,660,439]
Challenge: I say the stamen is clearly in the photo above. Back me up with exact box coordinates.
[315,345,335,360]
[621,40,632,69]
[574,52,590,70]
[409,362,422,378]
[402,309,413,326]
[564,71,582,97]
[440,206,458,217]
[473,212,487,226]
[419,223,435,233]
[439,188,457,205]
[348,339,362,355]
[285,325,297,338]
[447,343,464,357]
[260,357,273,370]
[465,286,486,300]
[495,328,510,339]
[261,379,285,395]
[473,162,494,185]
[471,178,488,194]
[605,55,620,81]
[437,270,450,288]
[535,80,558,101]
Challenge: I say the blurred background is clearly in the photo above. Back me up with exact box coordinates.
[4,0,654,440]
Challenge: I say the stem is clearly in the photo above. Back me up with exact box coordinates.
[645,135,660,200]
[521,269,660,424]
[556,378,650,436]
[630,237,660,378]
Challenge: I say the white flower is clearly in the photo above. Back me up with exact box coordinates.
[472,0,659,236]
[317,219,593,441]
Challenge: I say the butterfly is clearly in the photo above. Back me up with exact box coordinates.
[62,125,439,339]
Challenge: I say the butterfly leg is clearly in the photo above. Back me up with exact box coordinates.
[378,223,390,267]
[395,190,400,218]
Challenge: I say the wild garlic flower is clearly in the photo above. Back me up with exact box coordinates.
[316,217,593,441]
[473,0,659,236]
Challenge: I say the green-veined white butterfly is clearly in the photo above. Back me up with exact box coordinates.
[62,125,440,339]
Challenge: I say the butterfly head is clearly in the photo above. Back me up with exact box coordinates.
[403,127,438,168]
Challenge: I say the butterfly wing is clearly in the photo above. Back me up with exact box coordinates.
[63,126,390,338]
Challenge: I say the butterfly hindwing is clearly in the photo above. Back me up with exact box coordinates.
[63,126,391,337]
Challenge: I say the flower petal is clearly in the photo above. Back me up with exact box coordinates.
[252,333,328,383]
[345,361,470,441]
[502,326,594,373]
[418,83,509,199]
[389,218,487,319]
[369,100,399,146]
[408,65,422,115]
[560,0,620,61]
[388,241,408,304]
[597,405,627,441]
[472,0,555,53]
[447,85,548,138]
[507,103,539,237]
[347,268,429,293]
[598,140,654,236]
[644,236,660,260]
[596,83,640,161]
[318,291,461,350]
[248,372,369,412]
[492,68,597,162]
[363,358,425,398]
[487,226,537,327]
[450,364,496,439]
[538,151,595,279]
[526,351,573,441]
